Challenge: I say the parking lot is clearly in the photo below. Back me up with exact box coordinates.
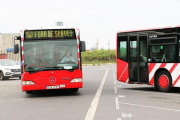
[0,64,180,120]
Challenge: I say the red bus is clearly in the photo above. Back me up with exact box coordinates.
[14,27,86,94]
[116,25,180,92]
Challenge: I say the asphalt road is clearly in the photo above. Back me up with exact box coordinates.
[0,64,180,120]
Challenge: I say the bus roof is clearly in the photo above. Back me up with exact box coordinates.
[24,26,77,31]
[117,25,180,34]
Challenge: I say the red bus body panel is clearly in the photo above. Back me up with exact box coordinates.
[21,70,82,91]
[116,59,129,83]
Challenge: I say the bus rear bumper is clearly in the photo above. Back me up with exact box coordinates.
[22,82,83,92]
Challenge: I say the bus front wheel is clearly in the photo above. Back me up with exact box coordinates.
[156,71,172,92]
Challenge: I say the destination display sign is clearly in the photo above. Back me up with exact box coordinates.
[24,29,76,40]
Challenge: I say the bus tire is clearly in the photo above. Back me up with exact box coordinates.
[70,88,79,92]
[156,71,172,92]
[26,91,33,94]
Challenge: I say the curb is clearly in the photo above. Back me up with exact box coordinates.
[82,64,101,66]
[82,63,115,66]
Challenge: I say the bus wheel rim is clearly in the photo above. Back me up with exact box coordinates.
[159,75,169,89]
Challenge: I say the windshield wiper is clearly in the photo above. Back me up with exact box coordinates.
[26,67,74,73]
[64,69,74,72]
[42,66,64,70]
[26,68,43,74]
[43,67,74,72]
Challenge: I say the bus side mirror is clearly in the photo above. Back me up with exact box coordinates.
[14,44,19,54]
[14,36,21,54]
[14,36,21,40]
[80,41,86,52]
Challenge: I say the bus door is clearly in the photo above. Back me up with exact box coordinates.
[139,35,148,83]
[129,34,148,83]
[129,36,138,82]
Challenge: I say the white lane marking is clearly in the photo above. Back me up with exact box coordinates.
[117,86,122,88]
[118,89,180,97]
[114,87,117,93]
[118,95,125,98]
[118,102,180,112]
[85,70,109,120]
[115,97,119,109]
[114,81,116,85]
[117,118,121,120]
[122,112,132,118]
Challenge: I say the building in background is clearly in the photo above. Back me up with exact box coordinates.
[0,33,20,61]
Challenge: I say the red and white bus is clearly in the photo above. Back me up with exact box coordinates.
[116,25,180,92]
[14,27,86,94]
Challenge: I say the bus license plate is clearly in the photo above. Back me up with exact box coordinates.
[46,86,60,89]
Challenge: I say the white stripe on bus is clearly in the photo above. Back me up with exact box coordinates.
[126,78,129,83]
[149,63,161,81]
[164,63,173,71]
[118,64,128,81]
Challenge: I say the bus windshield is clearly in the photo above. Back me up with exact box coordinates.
[24,40,78,72]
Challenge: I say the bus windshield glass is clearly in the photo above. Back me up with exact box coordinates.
[24,40,78,72]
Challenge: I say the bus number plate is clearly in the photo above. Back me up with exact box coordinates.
[46,86,60,89]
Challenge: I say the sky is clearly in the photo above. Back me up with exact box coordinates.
[0,0,180,50]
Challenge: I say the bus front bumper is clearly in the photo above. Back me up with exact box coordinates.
[22,82,83,91]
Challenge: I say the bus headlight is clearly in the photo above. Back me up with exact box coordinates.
[22,81,35,85]
[70,78,82,83]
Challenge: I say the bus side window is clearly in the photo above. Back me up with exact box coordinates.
[118,41,127,61]
[150,45,176,63]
